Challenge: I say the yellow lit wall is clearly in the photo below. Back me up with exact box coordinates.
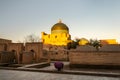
[41,32,72,46]
[41,20,72,46]
[100,39,118,45]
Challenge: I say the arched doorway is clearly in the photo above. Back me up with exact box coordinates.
[30,49,36,62]
[11,50,17,63]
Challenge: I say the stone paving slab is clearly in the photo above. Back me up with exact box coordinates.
[0,70,120,80]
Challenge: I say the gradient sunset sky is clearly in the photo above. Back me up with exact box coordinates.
[0,0,120,42]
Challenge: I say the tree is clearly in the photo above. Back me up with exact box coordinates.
[89,39,102,51]
[74,37,81,45]
[67,41,77,50]
[24,34,40,43]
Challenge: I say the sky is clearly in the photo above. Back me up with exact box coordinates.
[0,0,120,43]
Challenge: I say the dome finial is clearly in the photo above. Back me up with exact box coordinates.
[58,19,62,23]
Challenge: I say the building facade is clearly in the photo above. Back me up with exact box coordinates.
[100,39,118,45]
[41,20,72,46]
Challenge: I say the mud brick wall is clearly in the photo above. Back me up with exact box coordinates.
[69,51,120,66]
[99,44,120,51]
[25,42,43,62]
[7,43,24,64]
[0,44,6,51]
[49,50,69,61]
[0,51,15,63]
[21,52,34,64]
[0,39,12,44]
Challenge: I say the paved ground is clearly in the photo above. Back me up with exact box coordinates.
[0,62,120,80]
[0,69,120,80]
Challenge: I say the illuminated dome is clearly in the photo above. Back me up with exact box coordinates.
[51,20,69,34]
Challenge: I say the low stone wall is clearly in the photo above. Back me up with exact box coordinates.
[69,51,120,66]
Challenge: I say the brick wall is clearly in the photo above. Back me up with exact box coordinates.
[99,44,120,51]
[0,51,15,63]
[69,51,120,66]
[21,52,34,64]
[0,38,12,44]
[7,43,24,63]
[25,42,43,62]
[49,50,69,61]
[0,44,6,51]
[74,45,96,51]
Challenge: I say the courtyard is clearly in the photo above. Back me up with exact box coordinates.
[0,62,120,80]
[0,69,120,80]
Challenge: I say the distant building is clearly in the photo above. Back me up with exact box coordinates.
[78,38,89,45]
[100,39,118,45]
[41,20,72,46]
